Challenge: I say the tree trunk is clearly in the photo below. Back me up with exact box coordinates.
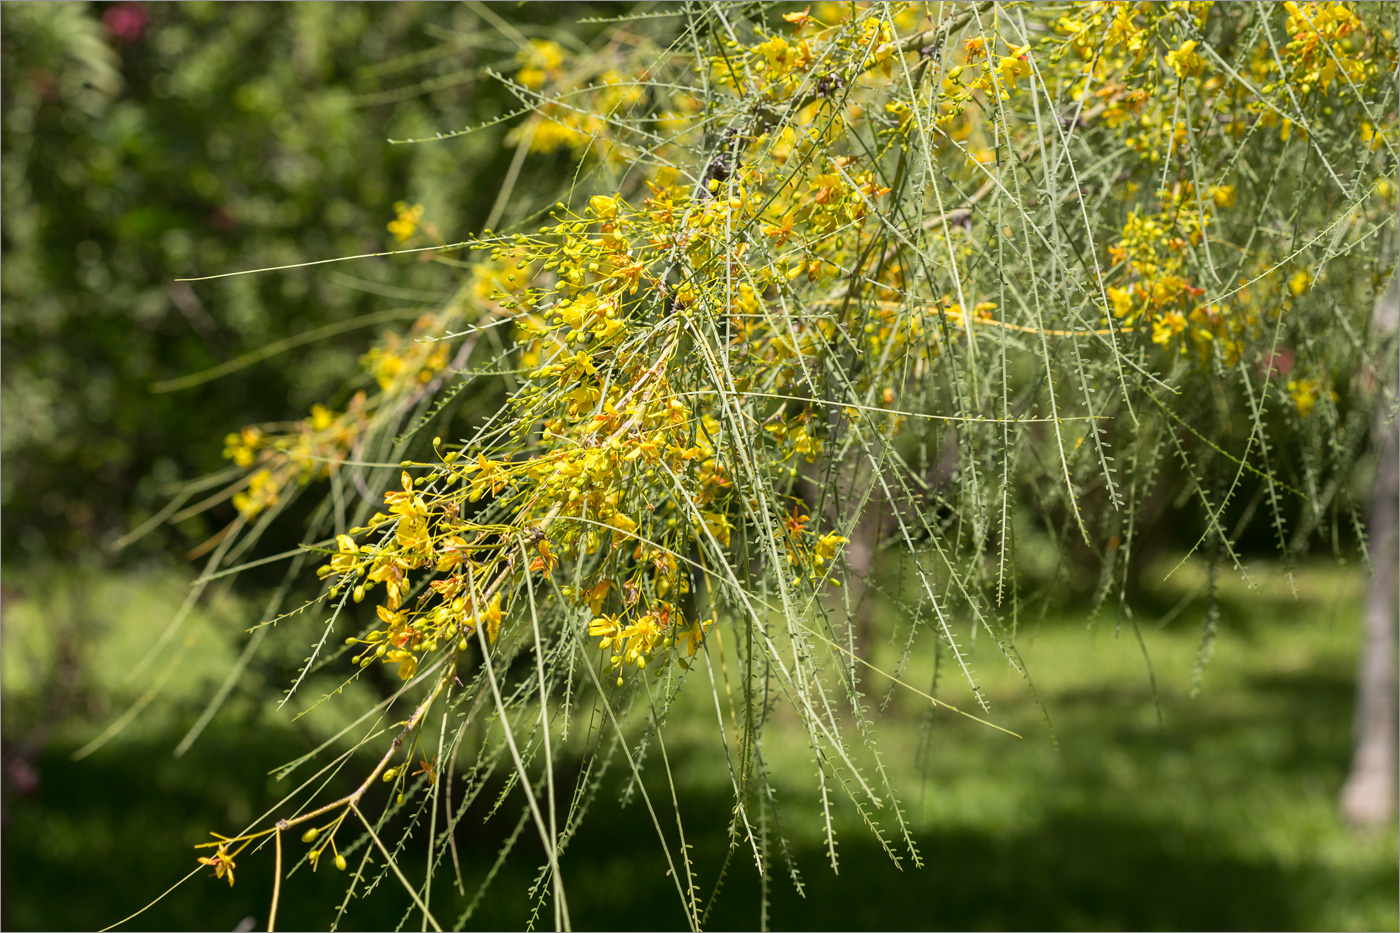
[1340,276,1399,828]
[801,429,958,672]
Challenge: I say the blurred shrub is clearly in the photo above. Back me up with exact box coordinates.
[0,0,590,561]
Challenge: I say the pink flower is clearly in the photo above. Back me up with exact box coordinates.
[102,3,148,43]
[1261,348,1295,378]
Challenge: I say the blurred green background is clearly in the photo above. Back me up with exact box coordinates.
[1,3,1395,931]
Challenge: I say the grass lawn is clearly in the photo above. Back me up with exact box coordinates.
[2,557,1395,930]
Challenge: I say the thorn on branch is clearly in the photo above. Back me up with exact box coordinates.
[816,72,845,98]
[699,126,749,198]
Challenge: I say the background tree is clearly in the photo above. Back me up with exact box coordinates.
[1341,275,1398,827]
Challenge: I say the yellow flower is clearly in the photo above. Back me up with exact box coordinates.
[1360,122,1390,152]
[197,846,237,887]
[618,611,666,667]
[813,532,847,567]
[1287,378,1319,416]
[387,648,418,681]
[1289,269,1312,295]
[755,35,791,73]
[608,511,638,536]
[782,6,813,31]
[387,201,424,243]
[465,592,505,643]
[520,114,592,155]
[996,47,1032,90]
[309,403,335,431]
[461,454,511,502]
[589,195,620,221]
[1151,311,1187,347]
[789,423,819,461]
[384,470,428,520]
[584,579,612,615]
[588,612,623,648]
[679,617,713,656]
[321,534,363,578]
[1165,40,1204,78]
[222,425,263,468]
[699,511,733,547]
[233,468,280,518]
[1107,286,1134,319]
[514,39,564,89]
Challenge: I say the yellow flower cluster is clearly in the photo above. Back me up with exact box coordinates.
[362,329,450,392]
[314,143,912,673]
[223,397,368,519]
[507,43,654,161]
[387,201,424,243]
[1102,185,1251,360]
[302,5,1395,685]
[1286,376,1337,417]
[514,38,565,90]
[1279,2,1369,97]
[589,602,711,682]
[321,466,517,681]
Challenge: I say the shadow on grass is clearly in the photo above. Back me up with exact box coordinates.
[6,713,1390,933]
[2,725,373,933]
[698,813,1305,932]
[2,587,1390,932]
[458,781,1360,933]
